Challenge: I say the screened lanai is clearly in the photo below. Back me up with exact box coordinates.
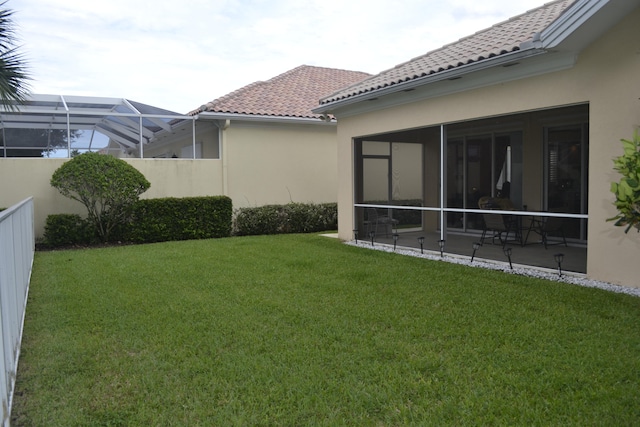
[0,94,215,158]
[355,104,589,273]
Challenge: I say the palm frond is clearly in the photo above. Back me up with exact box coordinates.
[0,2,16,51]
[0,1,30,110]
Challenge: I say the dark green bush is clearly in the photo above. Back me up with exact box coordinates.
[608,131,640,233]
[121,196,232,243]
[234,202,337,236]
[43,214,95,247]
[50,152,151,242]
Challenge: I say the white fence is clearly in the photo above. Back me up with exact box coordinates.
[0,198,34,426]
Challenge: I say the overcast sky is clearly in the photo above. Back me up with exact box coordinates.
[10,0,546,114]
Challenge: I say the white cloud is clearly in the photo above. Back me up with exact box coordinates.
[9,0,547,113]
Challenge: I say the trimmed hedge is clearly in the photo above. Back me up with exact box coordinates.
[43,214,96,247]
[122,196,233,243]
[234,202,337,236]
[43,196,233,248]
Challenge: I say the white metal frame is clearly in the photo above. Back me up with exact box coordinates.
[0,94,197,158]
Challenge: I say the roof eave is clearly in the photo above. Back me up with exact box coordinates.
[541,0,640,51]
[312,48,548,115]
[196,111,336,125]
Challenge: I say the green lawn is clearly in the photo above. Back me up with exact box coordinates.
[12,234,640,426]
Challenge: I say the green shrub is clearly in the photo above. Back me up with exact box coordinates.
[50,152,151,242]
[609,131,640,233]
[121,196,232,243]
[234,202,337,236]
[43,214,95,248]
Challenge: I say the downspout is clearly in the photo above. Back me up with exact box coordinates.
[192,117,196,159]
[139,116,144,158]
[220,119,230,197]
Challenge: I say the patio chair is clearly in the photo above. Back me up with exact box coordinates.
[480,213,511,247]
[524,213,568,249]
[478,197,521,247]
[364,208,399,237]
[539,215,568,249]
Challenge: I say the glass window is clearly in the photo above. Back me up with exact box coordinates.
[447,139,464,227]
[362,141,390,156]
[447,132,522,231]
[545,125,588,240]
[363,157,390,203]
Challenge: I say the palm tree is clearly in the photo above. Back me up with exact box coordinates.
[0,1,30,110]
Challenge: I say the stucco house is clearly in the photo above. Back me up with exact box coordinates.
[147,65,370,208]
[0,65,369,236]
[313,0,640,289]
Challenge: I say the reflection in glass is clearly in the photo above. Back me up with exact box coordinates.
[546,126,589,240]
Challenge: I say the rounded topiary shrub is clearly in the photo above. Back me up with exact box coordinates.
[50,152,150,242]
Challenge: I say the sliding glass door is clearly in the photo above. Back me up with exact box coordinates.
[447,132,522,231]
[545,125,588,240]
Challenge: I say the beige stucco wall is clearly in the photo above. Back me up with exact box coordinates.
[223,122,337,208]
[0,120,338,239]
[126,159,223,199]
[0,159,223,238]
[335,8,640,288]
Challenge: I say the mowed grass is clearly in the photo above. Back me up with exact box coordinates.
[12,234,640,426]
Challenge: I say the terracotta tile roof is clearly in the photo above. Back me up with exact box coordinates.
[191,65,371,118]
[319,0,576,106]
